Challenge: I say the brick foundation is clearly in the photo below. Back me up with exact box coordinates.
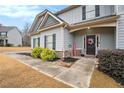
[56,50,81,58]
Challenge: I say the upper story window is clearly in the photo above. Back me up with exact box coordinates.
[0,32,7,36]
[95,5,100,17]
[82,6,86,20]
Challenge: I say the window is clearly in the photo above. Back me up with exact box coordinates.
[82,6,86,20]
[46,35,53,49]
[95,5,100,17]
[44,34,56,50]
[0,32,7,36]
[33,37,40,48]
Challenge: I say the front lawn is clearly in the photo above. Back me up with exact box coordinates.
[90,69,122,88]
[0,54,71,88]
[0,47,31,53]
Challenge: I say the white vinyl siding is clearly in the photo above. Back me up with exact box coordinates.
[100,5,115,17]
[31,27,64,51]
[7,28,22,46]
[86,5,114,20]
[117,5,124,14]
[58,5,114,24]
[64,29,73,50]
[86,5,95,20]
[58,6,83,24]
[42,16,59,28]
[116,14,124,49]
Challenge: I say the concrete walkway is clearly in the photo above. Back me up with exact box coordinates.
[4,52,97,88]
[56,58,97,87]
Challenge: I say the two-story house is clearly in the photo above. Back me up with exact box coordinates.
[29,5,124,57]
[0,26,22,46]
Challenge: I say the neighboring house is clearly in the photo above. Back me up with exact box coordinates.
[29,5,124,57]
[0,26,22,46]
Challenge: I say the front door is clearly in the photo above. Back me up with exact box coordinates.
[86,35,96,55]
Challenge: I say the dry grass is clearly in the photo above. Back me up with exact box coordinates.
[90,69,122,88]
[0,54,71,88]
[0,47,31,53]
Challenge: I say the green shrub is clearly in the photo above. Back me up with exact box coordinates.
[31,47,43,58]
[18,45,22,47]
[40,48,57,61]
[97,49,124,85]
[6,43,14,47]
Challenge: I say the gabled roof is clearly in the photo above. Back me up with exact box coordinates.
[0,26,16,32]
[28,9,48,33]
[38,10,64,29]
[29,10,69,35]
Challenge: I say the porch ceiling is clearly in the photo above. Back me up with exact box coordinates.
[69,15,118,32]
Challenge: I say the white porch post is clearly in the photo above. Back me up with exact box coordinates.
[3,39,6,46]
[61,27,65,58]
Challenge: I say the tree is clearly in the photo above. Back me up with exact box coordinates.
[22,23,31,46]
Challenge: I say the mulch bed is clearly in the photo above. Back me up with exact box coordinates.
[16,53,79,68]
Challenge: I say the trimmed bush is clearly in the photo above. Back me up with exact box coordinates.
[97,49,124,85]
[31,47,43,58]
[6,43,14,47]
[40,48,57,61]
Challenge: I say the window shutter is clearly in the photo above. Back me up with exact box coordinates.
[95,5,100,17]
[38,37,40,47]
[53,34,56,50]
[82,6,86,20]
[84,37,85,49]
[44,36,46,48]
[33,38,35,48]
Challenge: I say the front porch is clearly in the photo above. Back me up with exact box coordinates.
[0,38,8,46]
[72,27,116,56]
[69,15,117,56]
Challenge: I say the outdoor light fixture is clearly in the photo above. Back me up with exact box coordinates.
[88,27,90,29]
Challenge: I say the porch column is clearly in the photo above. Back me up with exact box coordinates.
[61,27,65,58]
[3,39,6,46]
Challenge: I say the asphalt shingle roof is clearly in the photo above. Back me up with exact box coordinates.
[0,26,16,32]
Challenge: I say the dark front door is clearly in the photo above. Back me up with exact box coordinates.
[86,35,96,55]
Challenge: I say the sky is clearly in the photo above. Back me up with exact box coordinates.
[0,5,67,32]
